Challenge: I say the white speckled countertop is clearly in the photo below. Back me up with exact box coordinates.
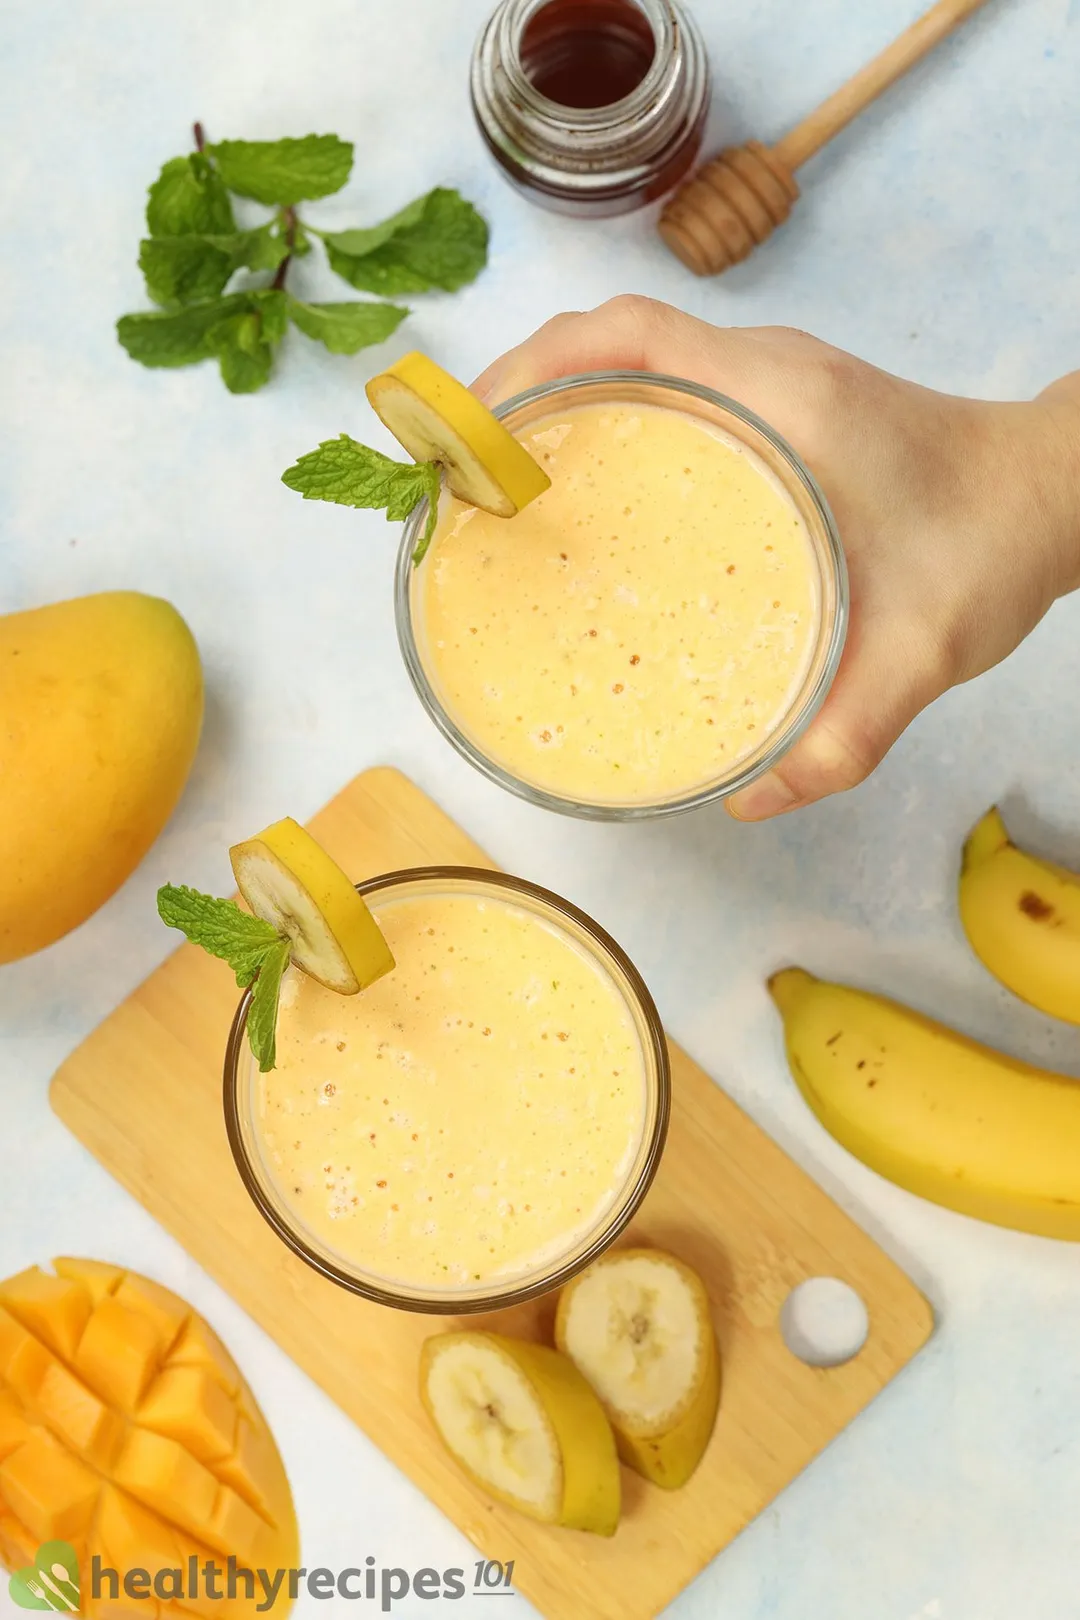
[2,2,1079,1616]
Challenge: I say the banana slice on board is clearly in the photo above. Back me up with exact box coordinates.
[366,351,551,518]
[420,1330,620,1535]
[555,1248,720,1490]
[229,817,394,995]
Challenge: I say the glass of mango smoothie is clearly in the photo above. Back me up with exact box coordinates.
[396,372,846,818]
[224,867,669,1312]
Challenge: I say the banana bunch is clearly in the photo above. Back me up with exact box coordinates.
[420,1249,720,1534]
[769,807,1080,1240]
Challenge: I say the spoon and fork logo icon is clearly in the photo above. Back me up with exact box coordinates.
[8,1540,80,1612]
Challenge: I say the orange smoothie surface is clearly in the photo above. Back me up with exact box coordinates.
[255,886,647,1290]
[417,400,819,805]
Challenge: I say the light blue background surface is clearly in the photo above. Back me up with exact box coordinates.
[2,2,1079,1616]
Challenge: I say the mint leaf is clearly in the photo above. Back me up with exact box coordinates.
[116,294,250,368]
[139,236,234,307]
[157,884,282,987]
[210,222,292,274]
[211,312,273,393]
[206,292,286,394]
[246,936,292,1072]
[138,225,289,309]
[282,436,440,561]
[322,193,428,261]
[210,135,353,205]
[249,287,290,343]
[286,296,407,355]
[146,153,235,236]
[117,289,288,380]
[281,435,434,513]
[322,188,488,296]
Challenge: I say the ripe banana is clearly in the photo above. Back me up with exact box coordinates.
[230,816,394,994]
[959,806,1080,1024]
[420,1331,620,1535]
[555,1249,720,1490]
[769,967,1080,1241]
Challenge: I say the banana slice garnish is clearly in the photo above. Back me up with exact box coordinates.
[229,816,393,995]
[366,351,551,518]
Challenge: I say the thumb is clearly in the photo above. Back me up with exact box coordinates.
[725,618,942,820]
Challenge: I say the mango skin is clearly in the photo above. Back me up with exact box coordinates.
[0,591,203,963]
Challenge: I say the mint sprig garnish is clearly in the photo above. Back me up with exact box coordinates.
[117,124,487,394]
[157,884,290,1072]
[282,437,441,562]
[244,937,292,1073]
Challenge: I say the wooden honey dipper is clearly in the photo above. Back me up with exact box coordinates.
[659,0,991,276]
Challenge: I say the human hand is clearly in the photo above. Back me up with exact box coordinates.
[473,298,1080,819]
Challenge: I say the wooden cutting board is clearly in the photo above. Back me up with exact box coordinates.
[51,768,933,1620]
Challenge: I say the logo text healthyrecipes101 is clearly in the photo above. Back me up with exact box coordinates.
[10,1545,517,1614]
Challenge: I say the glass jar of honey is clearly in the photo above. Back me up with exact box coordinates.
[471,0,711,217]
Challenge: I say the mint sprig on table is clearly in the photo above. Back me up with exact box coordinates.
[282,438,441,562]
[157,884,290,1071]
[117,124,488,394]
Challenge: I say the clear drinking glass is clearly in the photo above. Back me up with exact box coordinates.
[224,866,670,1314]
[395,371,848,821]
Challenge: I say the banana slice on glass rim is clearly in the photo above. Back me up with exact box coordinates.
[555,1248,720,1490]
[366,351,551,518]
[229,816,394,995]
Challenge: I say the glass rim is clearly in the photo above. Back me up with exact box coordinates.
[223,864,671,1314]
[395,369,849,821]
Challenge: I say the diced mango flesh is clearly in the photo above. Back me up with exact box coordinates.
[54,1257,125,1306]
[215,1414,273,1522]
[3,1325,53,1408]
[201,1485,267,1566]
[0,1261,298,1617]
[0,1392,31,1462]
[96,1484,181,1578]
[114,1427,219,1541]
[139,1366,236,1465]
[0,1430,99,1543]
[113,1276,190,1356]
[76,1297,164,1412]
[168,1317,240,1398]
[0,1268,92,1361]
[0,1508,36,1568]
[38,1357,124,1469]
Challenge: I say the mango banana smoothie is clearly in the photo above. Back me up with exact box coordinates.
[248,876,657,1297]
[408,389,837,812]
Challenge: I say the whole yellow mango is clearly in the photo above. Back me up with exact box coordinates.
[0,1260,298,1617]
[0,591,203,963]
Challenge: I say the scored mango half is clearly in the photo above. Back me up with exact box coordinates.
[366,352,551,519]
[230,817,394,996]
[0,1260,297,1616]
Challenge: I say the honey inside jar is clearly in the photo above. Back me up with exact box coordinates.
[521,0,657,108]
